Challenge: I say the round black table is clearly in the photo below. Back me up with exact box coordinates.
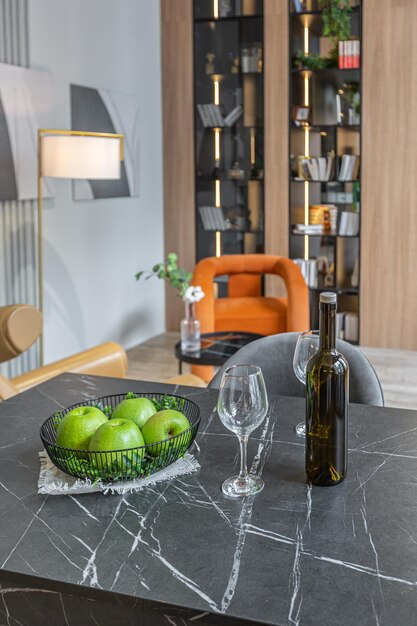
[175,331,264,374]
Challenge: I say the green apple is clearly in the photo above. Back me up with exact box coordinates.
[56,406,108,450]
[141,409,191,456]
[89,417,143,450]
[110,397,156,429]
[89,418,145,472]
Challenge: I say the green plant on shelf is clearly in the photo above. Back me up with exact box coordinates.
[294,51,336,70]
[294,0,352,71]
[322,0,352,45]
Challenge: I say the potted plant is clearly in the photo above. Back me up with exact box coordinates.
[136,253,204,352]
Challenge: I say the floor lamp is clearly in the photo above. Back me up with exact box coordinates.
[37,129,124,365]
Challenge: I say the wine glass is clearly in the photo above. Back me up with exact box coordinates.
[293,330,319,438]
[217,365,269,497]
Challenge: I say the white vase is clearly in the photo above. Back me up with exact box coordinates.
[180,302,201,353]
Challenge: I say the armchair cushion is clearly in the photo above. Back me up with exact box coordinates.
[215,296,287,335]
[12,342,128,393]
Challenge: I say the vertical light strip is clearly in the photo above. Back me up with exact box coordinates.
[250,128,256,166]
[215,231,222,257]
[304,26,309,55]
[303,25,310,261]
[304,181,309,260]
[215,179,221,208]
[213,79,220,105]
[213,0,219,19]
[214,128,221,161]
[304,76,309,107]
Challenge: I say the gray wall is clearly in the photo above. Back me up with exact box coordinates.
[1,0,165,372]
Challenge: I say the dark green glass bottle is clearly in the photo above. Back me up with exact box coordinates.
[305,292,349,486]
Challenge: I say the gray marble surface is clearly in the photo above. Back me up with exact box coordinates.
[0,373,417,625]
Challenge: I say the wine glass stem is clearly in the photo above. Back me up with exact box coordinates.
[238,435,249,480]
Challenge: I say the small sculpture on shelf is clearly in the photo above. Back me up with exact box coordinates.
[229,52,240,74]
[225,204,250,232]
[205,53,215,75]
[228,160,245,180]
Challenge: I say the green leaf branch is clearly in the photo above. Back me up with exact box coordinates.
[135,252,192,299]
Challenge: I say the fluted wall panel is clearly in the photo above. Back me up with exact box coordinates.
[0,0,38,377]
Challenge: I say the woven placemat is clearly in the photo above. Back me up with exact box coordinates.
[38,450,200,496]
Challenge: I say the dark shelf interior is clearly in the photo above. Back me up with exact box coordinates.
[194,1,265,261]
[289,0,362,343]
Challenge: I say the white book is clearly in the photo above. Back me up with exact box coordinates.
[206,105,217,127]
[339,155,349,181]
[307,260,318,287]
[346,154,356,180]
[339,212,348,235]
[325,153,334,181]
[318,157,326,181]
[212,105,225,127]
[197,104,209,128]
[350,212,360,236]
[307,158,319,181]
[336,312,346,339]
[198,206,211,230]
[345,312,359,342]
[224,105,243,127]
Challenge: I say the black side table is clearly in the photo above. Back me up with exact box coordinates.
[175,331,264,374]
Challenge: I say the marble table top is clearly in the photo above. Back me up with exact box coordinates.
[0,373,417,625]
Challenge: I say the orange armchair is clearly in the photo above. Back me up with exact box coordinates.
[192,254,309,381]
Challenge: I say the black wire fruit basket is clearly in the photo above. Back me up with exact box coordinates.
[40,392,201,482]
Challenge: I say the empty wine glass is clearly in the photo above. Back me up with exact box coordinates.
[293,330,319,438]
[217,365,268,497]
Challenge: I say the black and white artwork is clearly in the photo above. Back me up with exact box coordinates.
[0,63,53,201]
[70,84,140,200]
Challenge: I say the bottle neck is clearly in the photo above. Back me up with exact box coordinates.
[185,301,195,322]
[319,302,336,351]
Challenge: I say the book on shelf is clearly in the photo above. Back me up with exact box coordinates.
[293,258,318,288]
[338,40,360,70]
[197,104,243,129]
[293,224,324,235]
[339,154,360,181]
[300,153,334,181]
[198,206,228,231]
[336,311,359,342]
[338,211,360,236]
[223,105,243,127]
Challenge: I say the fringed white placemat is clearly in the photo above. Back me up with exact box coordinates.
[38,450,200,496]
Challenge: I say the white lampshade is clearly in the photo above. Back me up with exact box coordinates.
[41,135,121,179]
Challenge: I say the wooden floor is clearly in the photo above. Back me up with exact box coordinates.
[127,333,417,411]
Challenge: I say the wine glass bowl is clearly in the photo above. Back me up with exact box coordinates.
[217,364,268,497]
[293,331,319,437]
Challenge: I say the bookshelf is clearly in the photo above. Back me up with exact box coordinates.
[193,0,264,278]
[289,0,362,344]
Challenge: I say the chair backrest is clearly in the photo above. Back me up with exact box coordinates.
[0,305,42,364]
[193,254,310,334]
[208,332,384,407]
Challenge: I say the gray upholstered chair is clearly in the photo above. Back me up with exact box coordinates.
[208,332,384,406]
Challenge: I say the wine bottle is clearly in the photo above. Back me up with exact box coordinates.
[305,292,349,486]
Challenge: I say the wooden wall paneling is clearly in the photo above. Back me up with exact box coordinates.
[161,0,195,331]
[361,0,417,348]
[264,0,289,297]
